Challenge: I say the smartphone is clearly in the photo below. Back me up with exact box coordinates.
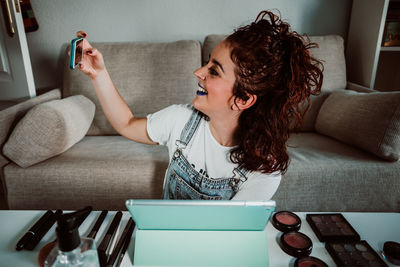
[69,37,84,70]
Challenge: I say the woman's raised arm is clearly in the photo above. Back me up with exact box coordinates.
[75,31,157,145]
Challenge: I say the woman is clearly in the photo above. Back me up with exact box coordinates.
[77,10,323,201]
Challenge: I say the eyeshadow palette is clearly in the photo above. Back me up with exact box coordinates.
[306,213,360,242]
[326,240,388,267]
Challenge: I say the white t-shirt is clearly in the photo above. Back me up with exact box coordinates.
[146,104,281,201]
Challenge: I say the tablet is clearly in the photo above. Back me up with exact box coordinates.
[125,199,276,231]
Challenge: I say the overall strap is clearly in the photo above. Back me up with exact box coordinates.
[233,166,249,179]
[231,166,250,192]
[175,107,204,149]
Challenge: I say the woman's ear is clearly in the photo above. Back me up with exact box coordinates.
[233,93,257,111]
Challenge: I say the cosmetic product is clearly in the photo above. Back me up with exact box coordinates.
[106,218,135,267]
[383,241,400,265]
[44,207,99,267]
[279,231,312,258]
[326,240,388,267]
[16,210,54,251]
[272,211,301,232]
[98,211,122,267]
[74,206,93,228]
[106,221,120,257]
[294,256,328,267]
[306,213,360,242]
[87,210,108,239]
[25,209,63,250]
[38,206,93,267]
[115,220,135,267]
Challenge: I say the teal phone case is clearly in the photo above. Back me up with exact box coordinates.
[126,200,275,266]
[69,37,84,69]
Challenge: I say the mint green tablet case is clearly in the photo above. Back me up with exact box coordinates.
[126,200,275,267]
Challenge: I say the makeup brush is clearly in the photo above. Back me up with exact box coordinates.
[87,210,108,239]
[37,206,93,267]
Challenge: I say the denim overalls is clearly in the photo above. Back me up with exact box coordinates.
[163,108,249,200]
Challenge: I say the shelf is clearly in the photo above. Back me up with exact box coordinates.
[381,46,400,51]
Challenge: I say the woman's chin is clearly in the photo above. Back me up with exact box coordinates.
[192,98,205,113]
[192,98,200,108]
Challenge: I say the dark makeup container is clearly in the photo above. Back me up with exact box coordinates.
[280,231,313,258]
[326,240,388,267]
[272,211,301,232]
[294,256,328,267]
[306,213,360,242]
[383,241,400,265]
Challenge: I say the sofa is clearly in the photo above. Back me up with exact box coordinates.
[1,34,399,212]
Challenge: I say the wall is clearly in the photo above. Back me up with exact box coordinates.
[26,0,352,91]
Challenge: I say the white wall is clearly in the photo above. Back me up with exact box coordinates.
[27,0,352,91]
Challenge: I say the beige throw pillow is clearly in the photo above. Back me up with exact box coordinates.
[315,90,400,161]
[3,95,95,167]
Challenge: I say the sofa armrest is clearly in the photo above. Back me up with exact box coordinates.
[346,82,375,93]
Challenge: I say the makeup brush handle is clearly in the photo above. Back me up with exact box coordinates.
[98,211,122,251]
[87,210,108,239]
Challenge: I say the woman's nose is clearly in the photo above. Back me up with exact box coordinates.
[193,66,207,80]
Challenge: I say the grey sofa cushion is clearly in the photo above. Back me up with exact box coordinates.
[63,41,202,135]
[274,133,400,211]
[315,90,400,161]
[3,95,95,168]
[0,89,61,168]
[202,34,347,131]
[4,136,168,210]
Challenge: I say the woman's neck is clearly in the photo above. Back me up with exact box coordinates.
[208,114,239,147]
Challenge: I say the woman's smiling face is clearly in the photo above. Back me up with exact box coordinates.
[192,41,237,118]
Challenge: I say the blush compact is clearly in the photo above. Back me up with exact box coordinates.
[306,213,360,242]
[326,240,388,267]
[294,256,328,267]
[280,231,313,258]
[272,211,301,232]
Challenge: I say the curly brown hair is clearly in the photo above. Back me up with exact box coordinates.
[226,10,323,174]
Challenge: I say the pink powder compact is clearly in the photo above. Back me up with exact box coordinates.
[272,211,301,232]
[294,256,328,267]
[280,231,313,258]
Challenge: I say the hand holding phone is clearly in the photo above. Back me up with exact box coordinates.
[71,31,106,79]
[69,37,84,70]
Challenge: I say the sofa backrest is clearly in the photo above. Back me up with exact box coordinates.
[202,34,346,91]
[202,35,347,131]
[63,40,201,135]
[0,89,61,167]
[63,35,346,134]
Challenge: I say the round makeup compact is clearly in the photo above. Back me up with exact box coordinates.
[294,256,328,267]
[280,231,313,258]
[272,211,301,232]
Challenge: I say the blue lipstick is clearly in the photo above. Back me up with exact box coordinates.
[197,91,207,96]
[197,83,208,95]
